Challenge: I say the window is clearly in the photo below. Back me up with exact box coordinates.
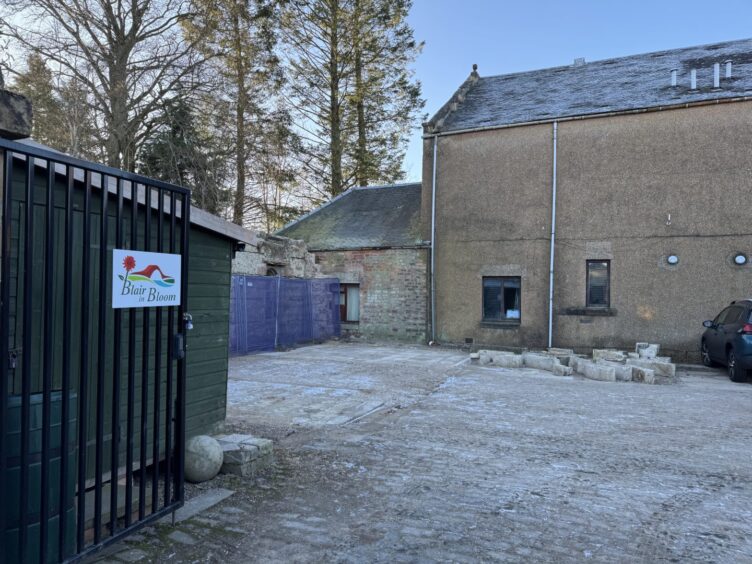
[482,277,521,322]
[717,305,744,325]
[586,260,610,308]
[339,283,360,322]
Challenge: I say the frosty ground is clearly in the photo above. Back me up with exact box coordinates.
[96,342,752,563]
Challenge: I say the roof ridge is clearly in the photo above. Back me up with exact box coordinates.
[477,37,752,82]
[353,181,421,191]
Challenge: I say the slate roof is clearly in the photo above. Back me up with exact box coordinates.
[428,38,752,133]
[276,183,423,250]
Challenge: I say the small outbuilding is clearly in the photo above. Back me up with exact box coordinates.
[277,182,428,342]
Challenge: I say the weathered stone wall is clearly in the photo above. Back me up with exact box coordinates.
[232,234,319,278]
[315,248,429,342]
[425,101,752,360]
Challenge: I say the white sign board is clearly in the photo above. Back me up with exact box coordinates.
[112,249,182,309]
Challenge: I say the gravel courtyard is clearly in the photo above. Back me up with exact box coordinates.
[99,342,752,563]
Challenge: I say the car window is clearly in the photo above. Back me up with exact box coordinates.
[718,306,744,325]
[714,307,732,324]
[730,306,745,324]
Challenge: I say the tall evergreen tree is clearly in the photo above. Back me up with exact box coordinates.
[184,0,282,226]
[12,53,65,148]
[349,0,423,186]
[282,0,423,198]
[139,95,232,214]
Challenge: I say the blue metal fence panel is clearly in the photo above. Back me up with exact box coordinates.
[230,276,340,356]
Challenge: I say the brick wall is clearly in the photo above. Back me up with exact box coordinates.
[315,248,429,342]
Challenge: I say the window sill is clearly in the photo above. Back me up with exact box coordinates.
[562,307,617,317]
[480,320,521,328]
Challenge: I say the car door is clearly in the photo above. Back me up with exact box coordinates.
[708,307,733,360]
[711,306,744,361]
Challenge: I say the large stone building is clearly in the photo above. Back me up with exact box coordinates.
[423,38,752,360]
[278,183,428,342]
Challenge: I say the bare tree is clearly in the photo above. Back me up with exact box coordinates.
[0,0,208,171]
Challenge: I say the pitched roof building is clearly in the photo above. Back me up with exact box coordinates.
[422,38,752,361]
[278,183,428,342]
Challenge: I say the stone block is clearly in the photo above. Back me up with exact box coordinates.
[493,354,523,368]
[592,349,627,362]
[575,359,616,382]
[522,352,555,371]
[636,343,660,359]
[631,366,656,384]
[469,352,480,361]
[0,89,32,139]
[597,360,632,381]
[626,358,675,378]
[553,363,573,376]
[217,434,274,478]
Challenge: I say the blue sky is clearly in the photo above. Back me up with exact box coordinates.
[402,0,752,181]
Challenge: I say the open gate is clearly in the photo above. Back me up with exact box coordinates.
[0,138,190,563]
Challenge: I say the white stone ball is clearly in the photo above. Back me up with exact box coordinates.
[184,435,223,483]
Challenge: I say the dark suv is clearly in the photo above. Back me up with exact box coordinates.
[701,300,752,381]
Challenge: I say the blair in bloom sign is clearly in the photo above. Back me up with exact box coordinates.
[112,249,182,309]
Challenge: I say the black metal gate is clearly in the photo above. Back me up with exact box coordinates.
[0,138,190,563]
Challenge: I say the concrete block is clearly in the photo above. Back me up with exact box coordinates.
[597,360,632,382]
[547,348,575,355]
[553,363,573,376]
[631,366,655,384]
[575,359,616,382]
[493,354,523,368]
[627,352,640,359]
[469,352,480,361]
[217,434,274,477]
[592,349,627,362]
[636,343,660,359]
[522,352,556,371]
[479,351,492,365]
[626,358,675,378]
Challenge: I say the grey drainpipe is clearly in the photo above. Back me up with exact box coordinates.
[547,122,558,349]
[430,135,438,343]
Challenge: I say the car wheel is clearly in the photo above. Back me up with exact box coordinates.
[701,341,715,367]
[728,349,744,382]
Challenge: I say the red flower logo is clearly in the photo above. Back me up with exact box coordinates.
[123,255,136,272]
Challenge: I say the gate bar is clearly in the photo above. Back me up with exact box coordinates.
[76,170,92,552]
[94,174,109,543]
[110,178,124,536]
[164,193,175,506]
[175,194,189,504]
[59,165,74,560]
[39,162,56,563]
[0,150,13,564]
[125,182,137,528]
[19,157,36,562]
[139,184,151,520]
[152,188,163,513]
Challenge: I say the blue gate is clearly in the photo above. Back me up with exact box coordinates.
[230,276,341,355]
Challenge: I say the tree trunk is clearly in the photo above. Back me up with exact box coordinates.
[354,0,367,187]
[328,0,343,197]
[232,3,246,225]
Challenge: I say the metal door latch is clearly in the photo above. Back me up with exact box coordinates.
[183,313,193,331]
[8,350,17,369]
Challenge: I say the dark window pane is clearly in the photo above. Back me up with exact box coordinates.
[502,278,521,319]
[587,261,610,307]
[483,278,502,320]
